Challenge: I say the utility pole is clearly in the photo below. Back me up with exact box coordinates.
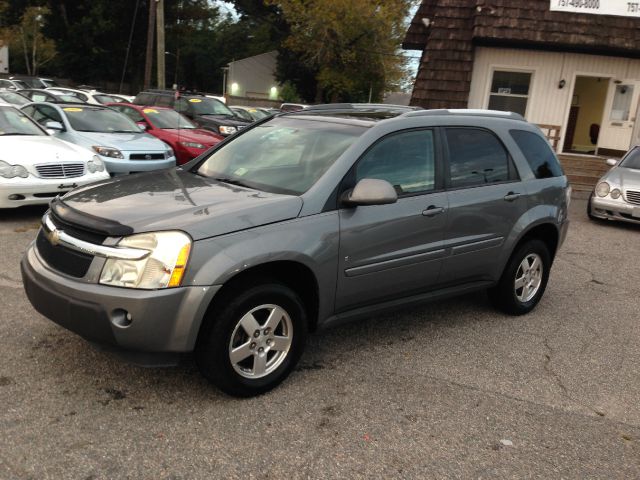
[156,0,166,90]
[143,0,156,89]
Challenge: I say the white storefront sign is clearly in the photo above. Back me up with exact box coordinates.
[551,0,640,17]
[0,45,8,73]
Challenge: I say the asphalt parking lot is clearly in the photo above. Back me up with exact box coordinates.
[1,195,639,479]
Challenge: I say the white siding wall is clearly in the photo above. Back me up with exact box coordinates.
[468,47,640,151]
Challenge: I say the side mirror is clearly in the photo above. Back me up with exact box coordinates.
[606,158,618,167]
[136,121,149,131]
[44,121,64,134]
[342,178,398,207]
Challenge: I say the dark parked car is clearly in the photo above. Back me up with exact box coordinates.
[22,106,570,397]
[133,90,250,136]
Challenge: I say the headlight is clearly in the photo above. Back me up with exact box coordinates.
[0,160,29,179]
[180,141,206,149]
[165,146,175,159]
[93,146,124,159]
[99,231,191,289]
[610,188,621,199]
[596,181,610,197]
[87,155,105,173]
[219,126,237,135]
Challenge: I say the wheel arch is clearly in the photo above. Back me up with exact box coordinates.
[198,260,322,340]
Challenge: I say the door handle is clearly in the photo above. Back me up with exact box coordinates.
[422,206,445,217]
[504,192,521,202]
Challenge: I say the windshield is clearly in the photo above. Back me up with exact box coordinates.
[58,94,85,103]
[620,147,640,170]
[41,79,59,88]
[143,108,196,129]
[63,106,141,133]
[14,80,29,89]
[196,117,365,195]
[0,106,45,136]
[0,92,29,106]
[189,97,235,116]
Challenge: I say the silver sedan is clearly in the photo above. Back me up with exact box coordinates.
[589,148,640,224]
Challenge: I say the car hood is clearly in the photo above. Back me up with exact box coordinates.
[164,128,222,145]
[0,135,92,164]
[603,167,640,190]
[196,115,249,127]
[74,131,167,151]
[58,169,303,240]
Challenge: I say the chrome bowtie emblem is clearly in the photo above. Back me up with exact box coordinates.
[45,228,60,246]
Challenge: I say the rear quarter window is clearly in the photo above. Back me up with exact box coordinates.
[510,129,564,179]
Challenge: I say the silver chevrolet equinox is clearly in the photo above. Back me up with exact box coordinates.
[22,105,570,397]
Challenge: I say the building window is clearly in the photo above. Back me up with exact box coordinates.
[610,84,634,121]
[488,71,531,117]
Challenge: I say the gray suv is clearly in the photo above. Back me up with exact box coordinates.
[21,106,570,397]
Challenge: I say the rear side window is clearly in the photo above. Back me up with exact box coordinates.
[445,128,511,188]
[510,130,563,179]
[134,93,153,105]
[156,96,173,107]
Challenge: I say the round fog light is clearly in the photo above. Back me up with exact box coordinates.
[111,309,133,328]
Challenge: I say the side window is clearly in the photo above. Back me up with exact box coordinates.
[445,128,511,188]
[135,93,153,105]
[175,98,189,113]
[510,130,563,179]
[0,80,12,89]
[22,106,36,118]
[118,106,144,123]
[30,105,62,125]
[156,96,173,107]
[356,130,436,195]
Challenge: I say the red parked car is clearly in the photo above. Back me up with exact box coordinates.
[107,103,223,165]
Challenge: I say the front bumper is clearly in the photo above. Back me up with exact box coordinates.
[0,174,108,209]
[590,196,640,225]
[101,156,176,175]
[21,244,220,353]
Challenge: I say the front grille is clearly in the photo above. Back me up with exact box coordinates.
[35,163,85,178]
[129,153,165,160]
[36,230,93,278]
[626,190,640,205]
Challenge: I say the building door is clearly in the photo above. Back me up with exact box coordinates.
[563,76,608,154]
[598,80,640,156]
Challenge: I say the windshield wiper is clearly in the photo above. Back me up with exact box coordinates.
[110,130,139,133]
[212,176,254,189]
[0,133,33,136]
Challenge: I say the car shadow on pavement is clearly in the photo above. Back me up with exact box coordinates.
[32,290,497,401]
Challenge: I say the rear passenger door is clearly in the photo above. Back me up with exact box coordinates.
[440,127,527,285]
[336,129,448,312]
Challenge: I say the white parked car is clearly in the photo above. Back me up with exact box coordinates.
[0,103,109,209]
[588,149,640,224]
[46,87,127,105]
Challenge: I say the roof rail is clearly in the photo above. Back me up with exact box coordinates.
[306,103,421,111]
[403,109,525,121]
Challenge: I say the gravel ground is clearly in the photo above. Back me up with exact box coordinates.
[0,195,639,479]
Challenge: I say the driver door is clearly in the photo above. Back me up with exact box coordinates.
[335,129,448,312]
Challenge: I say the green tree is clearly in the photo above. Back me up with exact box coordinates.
[11,5,56,75]
[267,0,413,102]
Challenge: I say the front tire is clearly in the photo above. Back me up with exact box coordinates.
[489,239,551,315]
[195,282,308,397]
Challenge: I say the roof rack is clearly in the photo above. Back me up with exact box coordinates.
[404,109,525,121]
[306,103,421,111]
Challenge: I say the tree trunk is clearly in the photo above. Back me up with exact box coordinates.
[20,27,31,75]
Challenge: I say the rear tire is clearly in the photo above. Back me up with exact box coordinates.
[195,282,308,397]
[489,239,551,316]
